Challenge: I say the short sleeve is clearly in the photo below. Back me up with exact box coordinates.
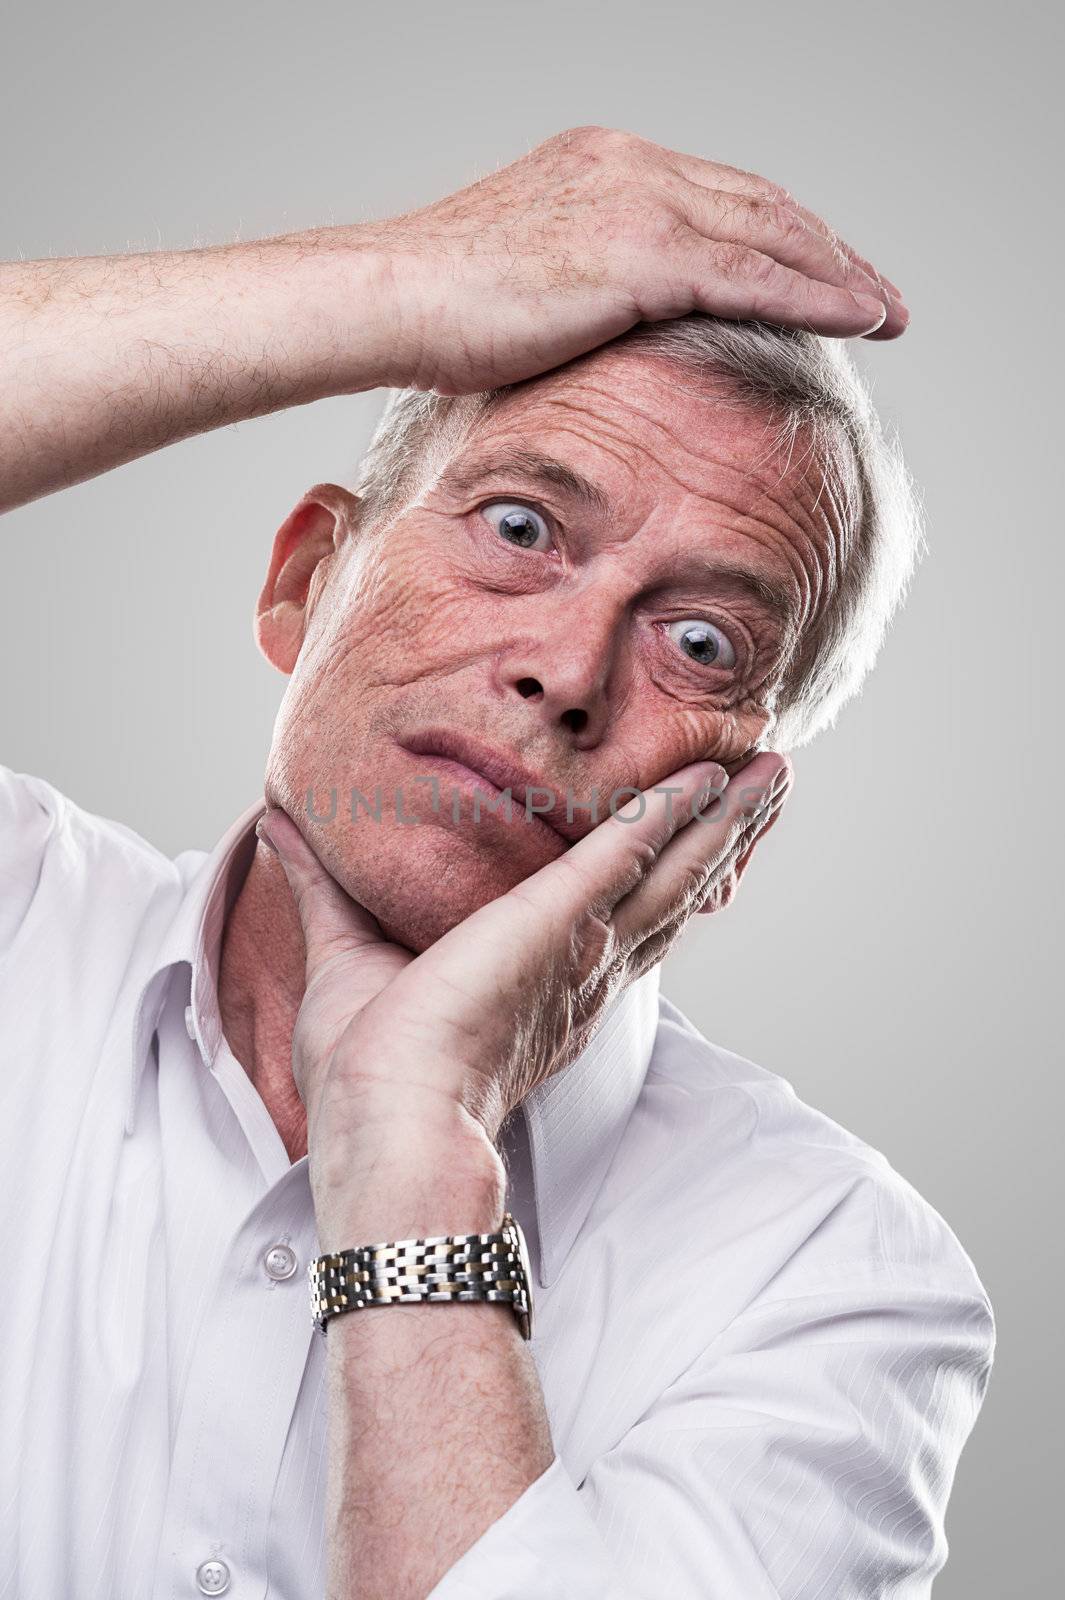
[0,765,59,959]
[430,1271,995,1600]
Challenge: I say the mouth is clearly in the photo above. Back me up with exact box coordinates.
[396,728,590,845]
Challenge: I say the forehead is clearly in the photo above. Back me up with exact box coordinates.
[420,356,853,644]
[439,350,846,537]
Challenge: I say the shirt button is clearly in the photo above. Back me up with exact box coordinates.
[195,1558,231,1595]
[263,1243,298,1281]
[184,1005,197,1041]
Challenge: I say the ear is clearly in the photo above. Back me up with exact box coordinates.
[255,484,361,674]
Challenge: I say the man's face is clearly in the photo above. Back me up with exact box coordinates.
[260,350,846,951]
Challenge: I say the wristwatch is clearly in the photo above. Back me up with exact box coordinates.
[308,1211,534,1341]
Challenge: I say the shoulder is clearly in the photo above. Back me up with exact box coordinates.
[0,764,198,959]
[626,991,994,1331]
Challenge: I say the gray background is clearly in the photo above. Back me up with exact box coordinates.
[3,2,1059,1593]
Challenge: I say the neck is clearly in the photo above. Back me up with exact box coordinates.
[217,837,310,1162]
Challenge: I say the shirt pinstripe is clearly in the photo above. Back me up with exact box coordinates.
[0,765,995,1598]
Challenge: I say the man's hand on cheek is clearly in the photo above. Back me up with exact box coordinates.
[256,752,792,1242]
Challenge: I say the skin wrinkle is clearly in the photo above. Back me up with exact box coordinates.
[435,406,827,671]
[221,346,847,1158]
[501,387,836,617]
[440,446,613,519]
[437,432,817,616]
[441,492,776,669]
[533,374,847,559]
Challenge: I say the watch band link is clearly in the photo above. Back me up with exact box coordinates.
[309,1212,533,1341]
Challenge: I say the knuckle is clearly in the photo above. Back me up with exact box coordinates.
[731,805,768,847]
[757,177,796,208]
[573,910,617,981]
[649,207,689,250]
[630,922,679,973]
[763,200,806,241]
[557,123,628,156]
[720,160,762,188]
[711,191,760,228]
[825,229,855,276]
[729,165,795,208]
[560,122,606,143]
[680,859,713,904]
[742,249,781,289]
[707,241,748,283]
[626,834,661,880]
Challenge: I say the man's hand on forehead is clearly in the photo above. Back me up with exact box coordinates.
[0,121,907,515]
[361,124,908,397]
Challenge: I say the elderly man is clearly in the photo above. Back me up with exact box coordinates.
[0,128,992,1599]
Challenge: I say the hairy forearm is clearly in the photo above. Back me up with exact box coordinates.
[317,1134,555,1600]
[0,229,394,513]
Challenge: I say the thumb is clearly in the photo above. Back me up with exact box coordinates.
[255,806,387,972]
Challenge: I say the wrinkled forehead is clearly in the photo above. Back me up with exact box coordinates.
[425,349,854,549]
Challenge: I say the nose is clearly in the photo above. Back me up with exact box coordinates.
[495,596,622,746]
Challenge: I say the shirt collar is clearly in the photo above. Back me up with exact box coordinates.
[128,800,660,1290]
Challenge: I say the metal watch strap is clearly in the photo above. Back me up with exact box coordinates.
[308,1211,533,1341]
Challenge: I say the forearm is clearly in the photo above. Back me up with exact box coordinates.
[317,1132,555,1600]
[0,227,395,513]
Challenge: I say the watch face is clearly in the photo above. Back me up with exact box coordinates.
[507,1214,534,1342]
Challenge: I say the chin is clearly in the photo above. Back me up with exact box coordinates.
[371,893,482,955]
[322,822,537,955]
[266,748,565,951]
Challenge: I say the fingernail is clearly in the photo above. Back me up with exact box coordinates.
[696,765,729,809]
[255,815,278,857]
[856,292,888,325]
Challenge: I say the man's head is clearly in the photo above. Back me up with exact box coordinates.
[256,316,922,951]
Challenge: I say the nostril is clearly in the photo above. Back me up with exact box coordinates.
[561,708,588,734]
[516,677,543,700]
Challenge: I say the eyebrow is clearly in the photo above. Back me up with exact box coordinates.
[438,448,612,518]
[679,555,799,630]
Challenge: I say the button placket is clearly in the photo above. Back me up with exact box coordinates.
[153,1168,317,1600]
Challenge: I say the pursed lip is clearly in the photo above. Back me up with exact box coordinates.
[396,727,594,844]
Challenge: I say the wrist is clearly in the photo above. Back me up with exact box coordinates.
[266,220,416,398]
[169,225,403,414]
[310,1098,507,1253]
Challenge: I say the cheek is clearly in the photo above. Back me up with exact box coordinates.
[304,542,493,697]
[620,699,775,787]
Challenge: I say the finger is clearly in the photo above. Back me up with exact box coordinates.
[612,757,793,947]
[695,787,786,914]
[678,188,881,304]
[256,807,386,972]
[677,188,909,342]
[665,153,908,328]
[653,785,786,928]
[682,236,887,336]
[626,917,688,980]
[668,152,905,293]
[860,310,910,342]
[678,777,789,920]
[773,223,908,338]
[522,760,731,923]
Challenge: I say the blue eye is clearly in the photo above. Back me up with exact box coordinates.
[481,501,553,552]
[666,619,736,670]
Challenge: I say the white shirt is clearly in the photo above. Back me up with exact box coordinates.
[0,764,995,1600]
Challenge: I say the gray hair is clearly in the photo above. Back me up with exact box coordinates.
[347,316,926,752]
